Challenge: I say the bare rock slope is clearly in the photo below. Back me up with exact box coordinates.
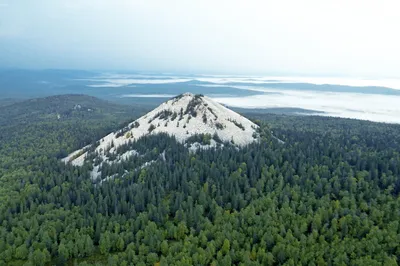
[63,93,259,167]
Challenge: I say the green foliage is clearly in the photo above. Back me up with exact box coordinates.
[184,94,204,117]
[1,96,400,265]
[148,124,156,133]
[186,133,219,146]
[99,232,111,255]
[58,243,69,263]
[15,244,28,260]
[228,118,245,130]
[215,122,225,130]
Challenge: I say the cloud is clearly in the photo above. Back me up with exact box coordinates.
[213,90,400,124]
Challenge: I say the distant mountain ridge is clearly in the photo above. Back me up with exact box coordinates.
[2,69,400,102]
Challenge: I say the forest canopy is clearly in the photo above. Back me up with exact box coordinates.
[0,95,399,265]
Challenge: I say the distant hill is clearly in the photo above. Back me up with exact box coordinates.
[0,69,96,98]
[0,98,21,107]
[0,94,149,162]
[0,69,263,100]
[0,94,148,127]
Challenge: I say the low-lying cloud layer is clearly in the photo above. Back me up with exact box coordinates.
[213,90,400,124]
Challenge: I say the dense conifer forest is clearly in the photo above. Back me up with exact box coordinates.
[0,95,399,265]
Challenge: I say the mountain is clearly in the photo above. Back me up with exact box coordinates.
[63,93,259,172]
[2,93,400,265]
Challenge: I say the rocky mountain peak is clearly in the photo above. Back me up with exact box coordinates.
[63,93,259,168]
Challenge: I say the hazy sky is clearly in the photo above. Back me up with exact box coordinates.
[1,0,399,77]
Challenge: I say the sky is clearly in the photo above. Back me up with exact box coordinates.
[1,0,399,77]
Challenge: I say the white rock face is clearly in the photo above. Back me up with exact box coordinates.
[61,145,90,166]
[63,93,259,166]
[186,139,224,153]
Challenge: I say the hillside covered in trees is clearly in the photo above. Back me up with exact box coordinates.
[0,95,399,265]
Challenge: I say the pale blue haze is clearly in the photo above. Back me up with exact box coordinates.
[1,0,399,77]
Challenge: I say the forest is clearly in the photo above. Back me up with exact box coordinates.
[0,95,399,265]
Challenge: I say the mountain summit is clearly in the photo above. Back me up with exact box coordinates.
[63,93,259,167]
